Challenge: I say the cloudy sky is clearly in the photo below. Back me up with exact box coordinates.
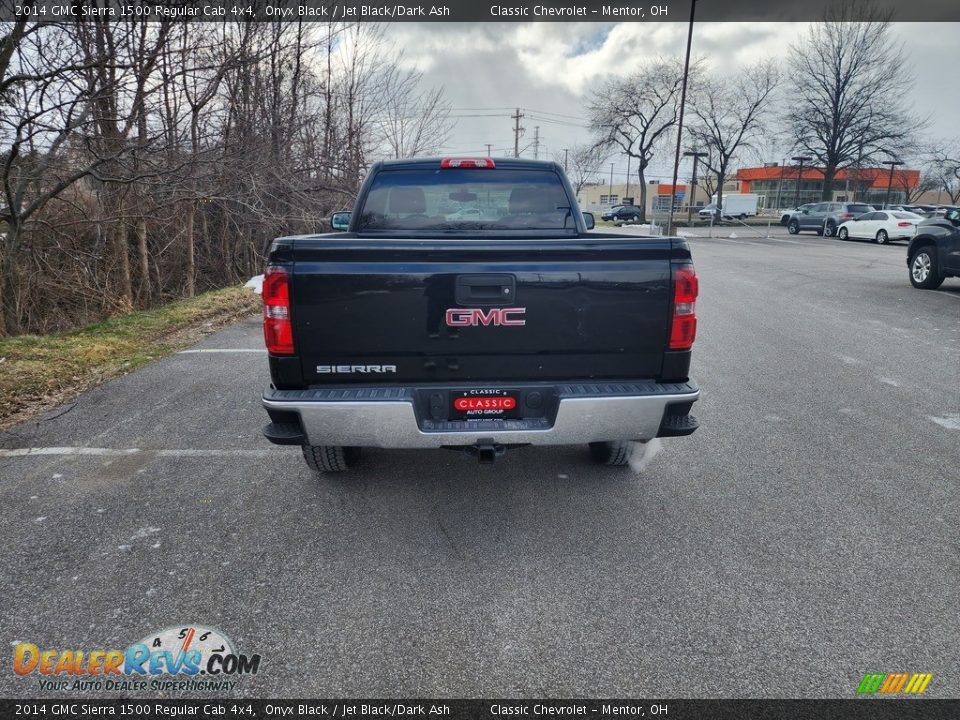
[383,22,959,183]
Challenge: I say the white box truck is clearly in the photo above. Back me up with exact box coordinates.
[698,193,759,219]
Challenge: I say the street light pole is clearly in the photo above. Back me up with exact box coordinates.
[791,155,812,208]
[683,150,707,226]
[883,159,904,208]
[775,158,786,210]
[625,154,631,202]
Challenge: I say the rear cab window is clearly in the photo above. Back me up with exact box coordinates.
[356,167,577,233]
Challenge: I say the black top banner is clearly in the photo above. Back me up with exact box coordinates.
[3,0,960,22]
[3,699,960,720]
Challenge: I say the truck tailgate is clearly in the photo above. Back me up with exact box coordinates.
[290,236,677,384]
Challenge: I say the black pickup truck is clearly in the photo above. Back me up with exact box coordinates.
[260,158,700,474]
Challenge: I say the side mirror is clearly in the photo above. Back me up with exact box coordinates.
[582,212,595,230]
[330,211,351,231]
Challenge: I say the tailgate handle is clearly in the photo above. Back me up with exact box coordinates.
[455,274,516,305]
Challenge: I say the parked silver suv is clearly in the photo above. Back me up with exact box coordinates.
[787,202,875,237]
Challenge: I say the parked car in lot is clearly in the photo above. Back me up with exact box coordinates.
[601,204,643,222]
[780,203,815,226]
[837,210,923,244]
[787,202,875,236]
[907,209,960,289]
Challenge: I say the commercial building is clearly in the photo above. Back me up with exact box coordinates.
[735,164,920,209]
[576,163,922,216]
[577,180,725,217]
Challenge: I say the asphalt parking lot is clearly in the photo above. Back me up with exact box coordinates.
[1,232,957,698]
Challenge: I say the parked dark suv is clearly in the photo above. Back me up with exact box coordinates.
[601,205,643,222]
[787,202,875,237]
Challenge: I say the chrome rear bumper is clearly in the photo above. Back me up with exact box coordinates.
[263,382,699,448]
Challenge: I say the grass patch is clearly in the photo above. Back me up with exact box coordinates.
[0,285,261,430]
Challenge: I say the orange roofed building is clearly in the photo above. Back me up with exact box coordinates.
[736,164,921,209]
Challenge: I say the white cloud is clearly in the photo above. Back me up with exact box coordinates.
[380,21,959,175]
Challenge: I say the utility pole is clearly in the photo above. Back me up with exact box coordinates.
[683,150,707,225]
[666,0,697,237]
[609,163,615,200]
[883,159,904,208]
[563,148,569,172]
[485,143,492,156]
[533,126,540,160]
[511,108,524,158]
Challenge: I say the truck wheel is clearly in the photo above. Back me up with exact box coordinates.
[909,247,944,289]
[302,445,361,474]
[588,441,635,466]
[787,220,799,234]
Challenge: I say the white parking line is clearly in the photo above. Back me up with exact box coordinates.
[0,447,141,457]
[0,447,282,458]
[927,415,960,430]
[177,349,266,354]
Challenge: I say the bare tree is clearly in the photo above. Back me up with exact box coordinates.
[379,76,452,159]
[928,143,960,204]
[588,57,688,223]
[785,0,924,201]
[0,22,124,334]
[0,17,452,337]
[555,143,608,197]
[689,60,779,219]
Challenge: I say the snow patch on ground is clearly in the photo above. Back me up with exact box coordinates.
[245,275,263,294]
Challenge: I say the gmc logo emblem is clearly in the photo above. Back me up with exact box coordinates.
[445,307,526,327]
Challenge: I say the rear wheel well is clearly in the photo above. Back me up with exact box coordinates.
[909,240,936,261]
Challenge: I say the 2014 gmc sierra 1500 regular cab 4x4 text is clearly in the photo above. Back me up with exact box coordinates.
[259,157,700,474]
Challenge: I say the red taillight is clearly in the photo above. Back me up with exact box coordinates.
[841,213,853,220]
[897,221,912,227]
[440,157,495,169]
[263,266,294,355]
[669,264,698,351]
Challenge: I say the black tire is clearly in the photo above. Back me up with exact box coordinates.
[838,227,849,240]
[909,247,944,289]
[824,221,836,237]
[780,214,790,226]
[876,229,888,244]
[631,214,640,222]
[588,441,635,466]
[302,445,362,474]
[787,220,800,234]
[815,227,824,236]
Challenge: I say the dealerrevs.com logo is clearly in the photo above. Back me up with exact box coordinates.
[13,625,261,693]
